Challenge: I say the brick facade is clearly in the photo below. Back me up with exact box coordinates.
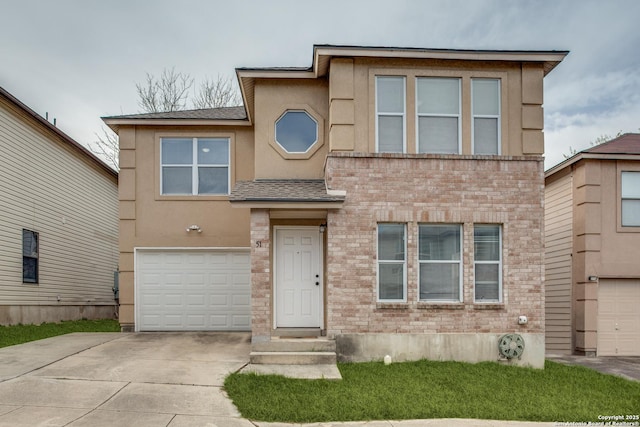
[250,209,271,340]
[324,152,545,337]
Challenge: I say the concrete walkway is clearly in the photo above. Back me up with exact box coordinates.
[5,333,636,426]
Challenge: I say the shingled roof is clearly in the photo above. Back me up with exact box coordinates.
[103,106,247,120]
[584,133,640,154]
[230,179,345,204]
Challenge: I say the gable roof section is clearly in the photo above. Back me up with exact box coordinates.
[546,133,640,179]
[0,86,117,179]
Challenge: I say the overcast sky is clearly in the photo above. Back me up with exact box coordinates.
[1,0,638,169]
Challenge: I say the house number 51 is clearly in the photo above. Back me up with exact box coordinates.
[255,241,262,248]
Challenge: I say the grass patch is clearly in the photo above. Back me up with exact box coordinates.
[224,359,640,423]
[0,319,120,348]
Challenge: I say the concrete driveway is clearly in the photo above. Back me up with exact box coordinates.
[0,332,253,427]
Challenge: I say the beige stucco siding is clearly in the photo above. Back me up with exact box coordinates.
[544,171,573,353]
[0,100,118,320]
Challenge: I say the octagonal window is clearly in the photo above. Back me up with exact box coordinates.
[275,110,318,153]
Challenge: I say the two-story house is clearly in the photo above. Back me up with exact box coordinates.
[1,86,118,325]
[104,45,567,368]
[545,133,640,357]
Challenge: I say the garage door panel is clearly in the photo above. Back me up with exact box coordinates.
[598,279,640,356]
[137,250,251,331]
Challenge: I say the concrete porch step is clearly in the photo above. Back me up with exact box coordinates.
[273,328,322,338]
[252,338,336,353]
[250,351,337,365]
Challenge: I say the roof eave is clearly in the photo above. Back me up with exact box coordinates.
[229,200,344,209]
[546,152,640,178]
[102,117,252,133]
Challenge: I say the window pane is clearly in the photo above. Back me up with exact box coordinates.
[419,225,460,260]
[622,200,640,226]
[162,167,192,194]
[23,257,38,283]
[473,79,499,115]
[162,138,192,164]
[376,77,404,113]
[378,224,404,261]
[418,116,458,154]
[198,167,228,194]
[22,230,38,257]
[474,226,500,261]
[198,138,229,164]
[275,111,318,153]
[379,263,404,300]
[417,78,459,115]
[475,264,499,301]
[420,263,460,301]
[622,172,640,198]
[378,115,403,152]
[474,118,498,154]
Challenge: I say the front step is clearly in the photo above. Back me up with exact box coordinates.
[250,337,337,365]
[250,351,337,365]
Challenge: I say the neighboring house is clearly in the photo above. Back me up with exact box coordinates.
[545,133,640,356]
[0,86,118,325]
[104,44,567,368]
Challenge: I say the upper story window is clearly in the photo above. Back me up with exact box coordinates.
[161,137,229,195]
[23,229,38,284]
[416,78,461,154]
[376,76,406,153]
[275,111,318,153]
[621,171,640,226]
[472,79,501,155]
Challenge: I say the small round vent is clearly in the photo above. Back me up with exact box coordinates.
[498,334,525,359]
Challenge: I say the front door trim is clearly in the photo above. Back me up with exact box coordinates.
[273,226,324,330]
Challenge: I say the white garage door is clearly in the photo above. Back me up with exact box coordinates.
[136,250,250,331]
[598,279,640,356]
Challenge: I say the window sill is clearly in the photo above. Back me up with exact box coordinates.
[417,302,464,310]
[473,303,505,310]
[375,303,409,310]
[156,194,230,201]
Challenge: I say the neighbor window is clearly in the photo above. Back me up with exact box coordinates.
[621,171,640,226]
[22,229,38,284]
[419,224,462,301]
[416,77,461,154]
[376,76,405,153]
[472,79,501,155]
[275,110,318,153]
[474,225,502,302]
[377,224,406,301]
[161,137,229,195]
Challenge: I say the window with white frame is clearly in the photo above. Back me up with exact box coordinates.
[416,77,461,154]
[419,224,462,301]
[161,137,229,195]
[474,225,502,302]
[377,223,406,301]
[472,79,501,155]
[376,76,405,153]
[23,229,38,284]
[622,171,640,226]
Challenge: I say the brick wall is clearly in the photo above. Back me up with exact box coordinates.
[324,152,545,337]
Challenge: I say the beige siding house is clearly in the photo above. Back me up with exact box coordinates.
[545,133,640,356]
[105,44,567,368]
[0,86,119,325]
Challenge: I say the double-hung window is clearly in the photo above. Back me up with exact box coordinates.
[474,225,502,302]
[419,225,462,301]
[472,79,501,154]
[376,76,405,153]
[377,224,406,301]
[23,229,38,284]
[416,78,461,154]
[161,137,229,195]
[621,171,640,226]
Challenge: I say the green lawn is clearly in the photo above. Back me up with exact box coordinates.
[0,319,120,348]
[224,359,640,423]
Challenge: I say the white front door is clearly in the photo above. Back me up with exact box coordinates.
[275,227,322,328]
